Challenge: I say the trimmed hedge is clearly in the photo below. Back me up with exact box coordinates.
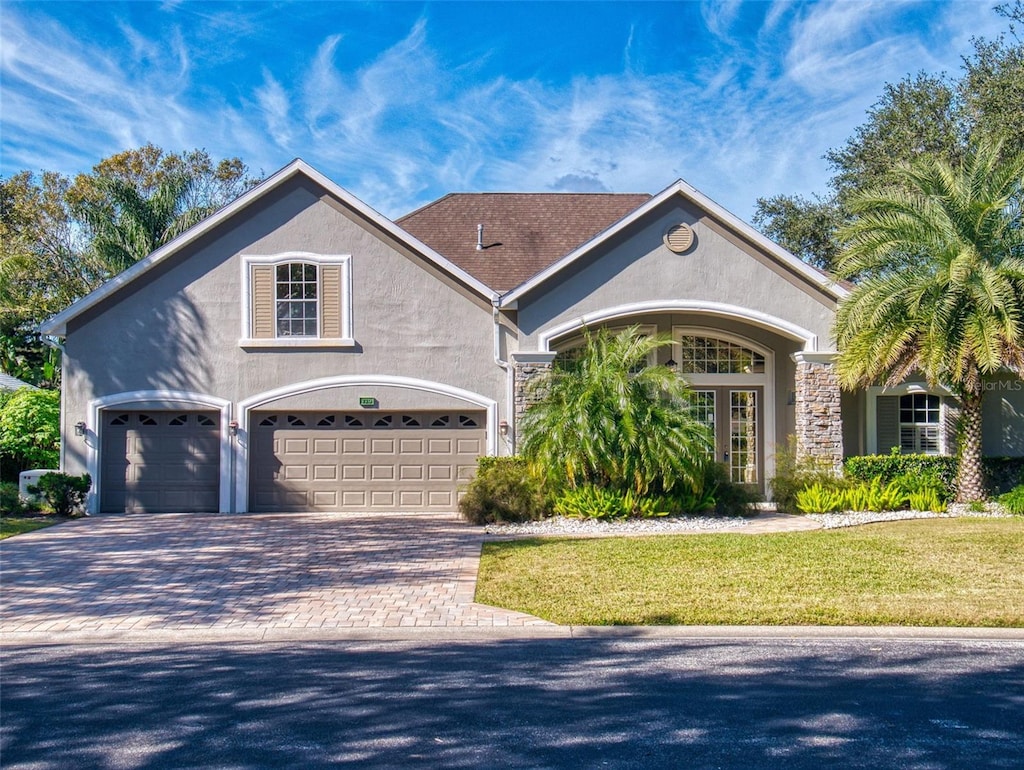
[843,454,1024,498]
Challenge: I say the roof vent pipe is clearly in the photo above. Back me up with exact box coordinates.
[476,224,484,251]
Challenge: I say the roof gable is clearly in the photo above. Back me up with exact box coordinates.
[499,180,849,305]
[39,160,497,336]
[398,193,651,293]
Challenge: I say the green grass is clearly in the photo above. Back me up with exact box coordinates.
[476,518,1024,627]
[0,512,65,539]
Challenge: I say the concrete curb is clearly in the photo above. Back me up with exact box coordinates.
[4,624,1023,647]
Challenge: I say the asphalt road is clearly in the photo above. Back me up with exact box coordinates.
[2,637,1022,769]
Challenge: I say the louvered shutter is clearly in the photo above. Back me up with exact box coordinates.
[876,396,900,454]
[251,265,275,339]
[943,396,960,455]
[320,265,342,339]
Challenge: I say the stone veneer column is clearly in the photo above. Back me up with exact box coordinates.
[510,352,557,444]
[792,352,844,474]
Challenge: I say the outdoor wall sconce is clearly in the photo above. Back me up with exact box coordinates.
[499,420,509,437]
[74,421,87,436]
[787,391,797,406]
[665,358,677,369]
[229,420,239,436]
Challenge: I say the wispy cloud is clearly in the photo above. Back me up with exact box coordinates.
[0,1,1012,222]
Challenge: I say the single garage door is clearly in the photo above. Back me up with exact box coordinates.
[101,411,220,513]
[250,411,486,512]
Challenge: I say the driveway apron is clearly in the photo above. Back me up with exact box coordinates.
[0,513,549,641]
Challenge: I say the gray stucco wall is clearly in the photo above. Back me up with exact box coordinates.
[982,378,1024,456]
[514,198,838,350]
[60,176,506,476]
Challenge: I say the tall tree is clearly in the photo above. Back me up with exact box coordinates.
[755,3,1023,272]
[519,327,712,497]
[0,145,260,386]
[833,141,1024,502]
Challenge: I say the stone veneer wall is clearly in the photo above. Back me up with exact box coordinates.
[513,360,554,426]
[794,359,844,473]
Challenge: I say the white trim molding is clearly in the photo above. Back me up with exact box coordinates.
[84,391,233,515]
[537,300,819,352]
[239,252,355,347]
[234,375,498,512]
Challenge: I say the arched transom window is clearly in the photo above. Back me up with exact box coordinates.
[675,335,765,375]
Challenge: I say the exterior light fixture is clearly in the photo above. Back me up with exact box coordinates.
[499,420,509,436]
[229,420,239,436]
[74,421,87,436]
[665,358,677,368]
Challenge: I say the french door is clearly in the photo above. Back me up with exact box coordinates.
[690,387,763,491]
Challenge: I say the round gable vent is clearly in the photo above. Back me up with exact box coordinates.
[664,223,695,253]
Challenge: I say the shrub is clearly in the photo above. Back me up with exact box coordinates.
[770,439,846,513]
[458,457,547,525]
[27,472,91,517]
[553,486,671,519]
[842,478,906,512]
[796,482,845,513]
[702,461,758,516]
[0,388,60,471]
[998,485,1024,516]
[844,451,957,498]
[982,457,1024,495]
[0,482,24,515]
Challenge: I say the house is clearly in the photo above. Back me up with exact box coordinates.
[39,160,1024,514]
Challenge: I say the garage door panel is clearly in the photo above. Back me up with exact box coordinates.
[399,464,423,480]
[283,438,309,454]
[312,490,338,507]
[428,439,452,454]
[370,438,395,454]
[313,439,337,454]
[283,465,308,480]
[250,411,485,512]
[370,464,395,480]
[428,465,452,481]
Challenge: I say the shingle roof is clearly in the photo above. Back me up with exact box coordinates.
[398,193,652,293]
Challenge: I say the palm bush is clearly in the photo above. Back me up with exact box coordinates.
[519,327,713,499]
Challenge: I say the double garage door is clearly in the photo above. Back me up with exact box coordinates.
[100,409,485,513]
[250,411,485,512]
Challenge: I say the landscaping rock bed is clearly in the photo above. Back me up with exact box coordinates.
[807,504,1013,529]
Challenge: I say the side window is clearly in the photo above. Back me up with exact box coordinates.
[899,393,942,454]
[245,254,351,344]
[275,263,318,337]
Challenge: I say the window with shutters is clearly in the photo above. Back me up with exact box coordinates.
[870,386,949,455]
[241,252,353,347]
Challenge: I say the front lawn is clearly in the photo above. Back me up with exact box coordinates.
[476,518,1024,626]
[0,512,66,539]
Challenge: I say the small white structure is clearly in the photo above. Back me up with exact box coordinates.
[19,469,58,501]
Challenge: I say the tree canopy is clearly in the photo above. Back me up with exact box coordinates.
[754,1,1024,273]
[0,145,260,386]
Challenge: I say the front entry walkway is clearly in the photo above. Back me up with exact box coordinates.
[0,513,549,643]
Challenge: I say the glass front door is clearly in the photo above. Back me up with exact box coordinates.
[692,387,763,490]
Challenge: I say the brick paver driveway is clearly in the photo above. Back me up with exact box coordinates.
[0,513,549,642]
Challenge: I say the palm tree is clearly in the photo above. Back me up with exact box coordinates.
[519,326,712,497]
[75,173,213,274]
[834,140,1024,502]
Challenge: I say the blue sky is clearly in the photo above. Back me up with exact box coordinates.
[0,0,1009,220]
